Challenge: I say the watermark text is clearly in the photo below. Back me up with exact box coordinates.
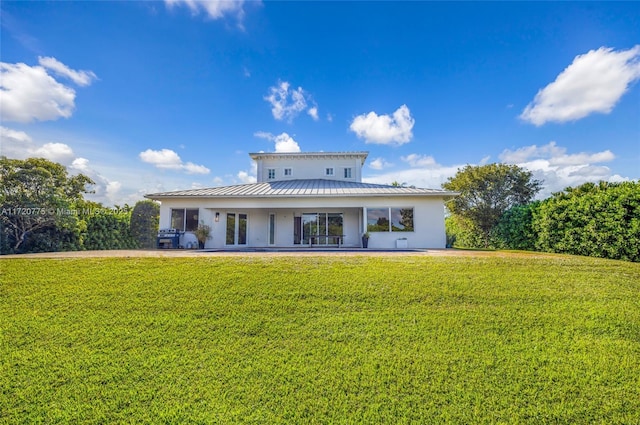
[1,206,132,217]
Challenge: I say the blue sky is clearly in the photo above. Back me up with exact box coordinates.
[1,1,639,205]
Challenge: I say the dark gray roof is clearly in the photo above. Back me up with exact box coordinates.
[146,179,457,199]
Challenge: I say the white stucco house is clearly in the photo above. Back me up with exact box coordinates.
[145,151,457,249]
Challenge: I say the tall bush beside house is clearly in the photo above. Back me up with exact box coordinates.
[445,215,485,248]
[82,206,138,250]
[534,181,640,262]
[492,202,540,251]
[130,200,160,249]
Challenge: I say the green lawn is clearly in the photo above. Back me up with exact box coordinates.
[2,254,639,424]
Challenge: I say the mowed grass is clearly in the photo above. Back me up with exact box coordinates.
[2,255,639,424]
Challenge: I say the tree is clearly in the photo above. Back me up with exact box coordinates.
[442,163,542,247]
[492,201,541,251]
[445,214,485,248]
[391,181,415,188]
[130,200,160,248]
[0,157,94,252]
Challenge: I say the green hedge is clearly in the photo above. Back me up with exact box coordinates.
[81,211,138,251]
[534,181,640,262]
[447,181,640,262]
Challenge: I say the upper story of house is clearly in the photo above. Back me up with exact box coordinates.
[250,152,369,183]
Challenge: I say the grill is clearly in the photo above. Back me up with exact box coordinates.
[157,229,180,249]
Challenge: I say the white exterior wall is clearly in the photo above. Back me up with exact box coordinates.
[256,156,363,182]
[157,195,447,249]
[363,200,447,249]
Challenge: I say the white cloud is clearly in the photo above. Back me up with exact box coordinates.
[254,131,301,153]
[70,157,91,173]
[1,62,75,123]
[0,126,31,143]
[264,80,318,122]
[364,161,460,191]
[0,127,138,206]
[369,157,393,170]
[499,141,615,166]
[224,159,258,185]
[365,152,453,188]
[139,148,183,169]
[139,148,210,174]
[0,57,96,123]
[307,106,319,121]
[499,141,624,196]
[183,162,211,175]
[0,126,75,165]
[0,126,33,158]
[274,133,301,153]
[236,170,256,184]
[32,142,75,164]
[253,131,270,141]
[105,181,122,200]
[499,142,566,163]
[164,0,248,26]
[69,157,122,204]
[401,153,436,168]
[38,56,97,87]
[520,46,640,125]
[349,104,414,145]
[362,142,631,198]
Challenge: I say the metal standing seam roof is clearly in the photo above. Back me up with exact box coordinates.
[145,179,458,199]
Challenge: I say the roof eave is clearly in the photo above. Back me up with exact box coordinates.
[249,151,369,164]
[145,192,459,200]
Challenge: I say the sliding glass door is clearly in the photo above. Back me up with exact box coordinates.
[301,213,343,245]
[302,213,318,245]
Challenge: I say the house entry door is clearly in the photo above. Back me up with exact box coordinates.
[226,213,247,245]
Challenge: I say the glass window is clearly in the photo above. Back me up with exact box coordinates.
[391,208,414,232]
[367,208,415,232]
[325,167,334,176]
[284,168,292,176]
[367,208,390,232]
[344,168,352,178]
[269,214,276,245]
[267,169,276,179]
[238,214,247,245]
[327,213,343,237]
[170,208,199,231]
[171,209,185,231]
[226,213,235,245]
[185,209,199,231]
